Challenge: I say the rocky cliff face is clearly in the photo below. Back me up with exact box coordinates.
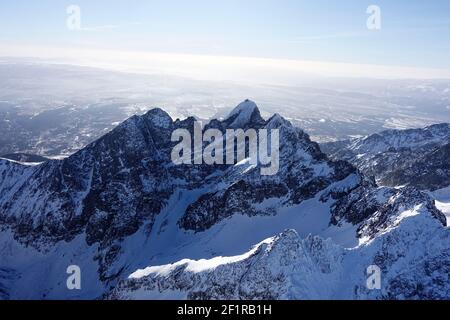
[180,102,358,232]
[381,143,450,191]
[0,101,364,245]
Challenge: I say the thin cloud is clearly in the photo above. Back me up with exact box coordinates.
[2,45,450,80]
[79,22,142,32]
[289,32,367,43]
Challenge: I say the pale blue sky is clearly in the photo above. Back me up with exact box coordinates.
[1,0,450,70]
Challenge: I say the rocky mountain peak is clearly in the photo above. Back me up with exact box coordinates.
[224,99,265,128]
[266,113,290,129]
[143,108,174,129]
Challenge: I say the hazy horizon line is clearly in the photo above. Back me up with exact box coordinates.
[2,44,450,84]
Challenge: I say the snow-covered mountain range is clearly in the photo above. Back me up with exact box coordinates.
[0,101,449,300]
[321,123,450,191]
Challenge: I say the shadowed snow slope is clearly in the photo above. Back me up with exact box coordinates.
[110,204,450,300]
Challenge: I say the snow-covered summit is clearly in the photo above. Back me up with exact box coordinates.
[144,108,173,129]
[224,99,264,128]
[226,99,258,119]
